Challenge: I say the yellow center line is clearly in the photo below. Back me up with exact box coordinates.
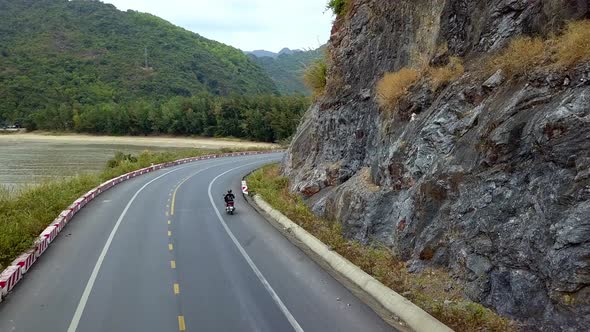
[168,220,171,225]
[178,316,186,331]
[169,243,174,251]
[168,231,172,237]
[171,176,195,216]
[171,190,177,215]
[171,260,176,269]
[174,283,180,294]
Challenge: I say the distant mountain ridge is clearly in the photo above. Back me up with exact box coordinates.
[248,46,325,95]
[246,48,302,58]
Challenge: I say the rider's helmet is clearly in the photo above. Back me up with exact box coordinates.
[228,190,233,194]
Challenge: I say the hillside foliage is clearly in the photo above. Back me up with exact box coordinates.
[0,0,280,130]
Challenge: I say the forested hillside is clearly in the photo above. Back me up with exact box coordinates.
[251,47,324,95]
[0,0,281,133]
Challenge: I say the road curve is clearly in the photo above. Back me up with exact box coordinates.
[0,154,394,332]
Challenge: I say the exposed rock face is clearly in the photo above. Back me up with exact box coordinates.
[283,1,590,330]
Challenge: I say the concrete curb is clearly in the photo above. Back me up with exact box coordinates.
[249,194,454,332]
[0,150,282,302]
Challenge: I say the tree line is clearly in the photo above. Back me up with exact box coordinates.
[19,94,308,143]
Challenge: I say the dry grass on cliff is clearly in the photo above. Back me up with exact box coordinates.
[375,57,465,111]
[376,68,420,111]
[489,20,590,77]
[488,36,546,76]
[303,58,328,97]
[248,164,516,332]
[555,20,590,67]
[428,56,465,91]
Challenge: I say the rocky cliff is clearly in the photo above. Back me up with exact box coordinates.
[283,1,590,330]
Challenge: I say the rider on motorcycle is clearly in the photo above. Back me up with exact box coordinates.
[224,190,235,205]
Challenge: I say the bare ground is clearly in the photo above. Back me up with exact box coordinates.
[0,133,278,149]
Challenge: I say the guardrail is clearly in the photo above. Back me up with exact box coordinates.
[0,150,281,302]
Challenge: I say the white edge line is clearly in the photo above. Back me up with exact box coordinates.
[207,161,304,332]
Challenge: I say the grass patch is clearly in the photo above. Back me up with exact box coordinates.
[488,19,590,77]
[0,148,258,269]
[376,68,420,112]
[428,56,465,91]
[303,58,328,98]
[248,164,516,332]
[489,37,546,76]
[555,20,590,68]
[327,0,350,16]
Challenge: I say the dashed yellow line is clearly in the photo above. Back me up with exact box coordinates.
[171,260,176,269]
[174,283,180,294]
[169,243,174,251]
[168,231,172,237]
[178,316,186,331]
[168,220,171,225]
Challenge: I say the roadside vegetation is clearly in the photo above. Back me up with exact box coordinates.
[488,20,590,76]
[0,148,258,269]
[247,164,515,332]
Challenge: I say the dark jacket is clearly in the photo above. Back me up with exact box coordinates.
[224,193,235,202]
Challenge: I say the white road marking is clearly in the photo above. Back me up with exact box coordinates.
[207,163,304,332]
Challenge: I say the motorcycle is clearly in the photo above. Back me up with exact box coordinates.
[225,200,235,215]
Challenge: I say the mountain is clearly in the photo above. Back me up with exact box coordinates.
[251,47,325,95]
[247,50,279,58]
[246,48,301,58]
[278,48,298,56]
[284,1,589,331]
[0,0,278,124]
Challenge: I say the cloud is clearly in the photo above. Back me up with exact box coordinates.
[102,0,334,51]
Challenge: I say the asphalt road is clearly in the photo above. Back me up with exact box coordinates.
[0,154,394,332]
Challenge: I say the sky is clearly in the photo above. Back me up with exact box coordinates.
[102,0,334,52]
